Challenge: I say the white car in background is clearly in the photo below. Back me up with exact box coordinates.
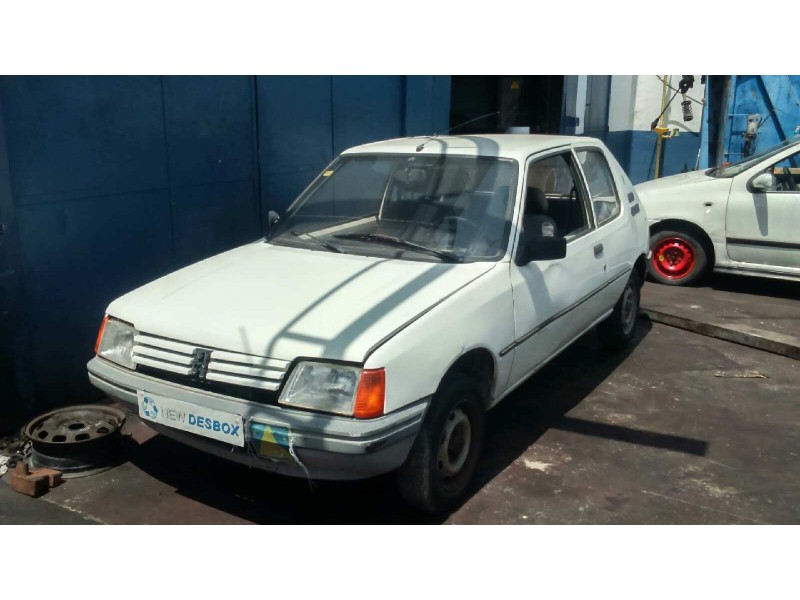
[636,137,800,286]
[88,134,648,513]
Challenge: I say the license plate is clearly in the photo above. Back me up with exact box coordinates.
[137,391,244,447]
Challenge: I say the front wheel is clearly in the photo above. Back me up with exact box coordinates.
[648,229,709,286]
[597,271,641,351]
[396,377,485,514]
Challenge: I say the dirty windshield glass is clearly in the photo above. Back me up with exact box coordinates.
[267,154,518,262]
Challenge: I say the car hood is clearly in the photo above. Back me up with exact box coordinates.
[635,168,718,195]
[107,242,498,364]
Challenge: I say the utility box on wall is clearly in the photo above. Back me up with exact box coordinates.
[0,75,450,417]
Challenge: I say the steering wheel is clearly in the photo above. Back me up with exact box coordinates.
[437,216,479,238]
[783,167,797,191]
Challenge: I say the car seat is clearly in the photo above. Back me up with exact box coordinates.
[524,187,557,237]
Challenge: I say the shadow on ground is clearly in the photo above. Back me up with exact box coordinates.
[122,317,706,524]
[707,272,800,301]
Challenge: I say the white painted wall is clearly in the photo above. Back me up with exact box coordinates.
[631,75,705,133]
[608,75,637,132]
[563,75,706,135]
[574,76,587,135]
[562,75,588,134]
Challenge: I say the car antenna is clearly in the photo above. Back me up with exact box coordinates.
[415,111,500,152]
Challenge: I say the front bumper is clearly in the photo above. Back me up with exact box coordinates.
[87,357,428,480]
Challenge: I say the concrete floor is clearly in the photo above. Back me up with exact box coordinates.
[641,273,800,359]
[2,318,798,525]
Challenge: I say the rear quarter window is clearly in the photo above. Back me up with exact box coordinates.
[576,149,621,226]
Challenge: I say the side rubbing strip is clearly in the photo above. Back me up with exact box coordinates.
[631,204,641,216]
[500,268,632,357]
[726,237,800,251]
[627,192,636,203]
[500,342,516,356]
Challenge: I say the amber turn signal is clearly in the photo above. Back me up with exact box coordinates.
[353,368,385,419]
[94,315,109,354]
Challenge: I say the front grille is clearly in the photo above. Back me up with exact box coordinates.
[132,332,291,400]
[136,365,280,405]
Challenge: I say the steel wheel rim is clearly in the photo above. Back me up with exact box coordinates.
[24,405,125,445]
[621,284,637,335]
[437,406,472,479]
[652,237,696,279]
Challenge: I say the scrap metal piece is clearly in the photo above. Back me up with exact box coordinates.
[23,405,127,478]
[713,370,767,379]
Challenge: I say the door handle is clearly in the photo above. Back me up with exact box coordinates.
[594,243,604,257]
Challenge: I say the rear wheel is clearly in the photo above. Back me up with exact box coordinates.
[597,271,641,350]
[396,376,485,514]
[648,229,709,286]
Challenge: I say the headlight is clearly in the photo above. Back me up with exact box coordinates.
[95,316,137,369]
[279,362,385,418]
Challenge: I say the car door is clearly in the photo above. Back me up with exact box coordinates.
[726,148,800,271]
[506,149,608,389]
[574,146,633,309]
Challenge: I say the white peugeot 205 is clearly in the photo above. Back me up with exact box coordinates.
[88,134,649,513]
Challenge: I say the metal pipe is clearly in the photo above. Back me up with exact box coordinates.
[654,75,669,179]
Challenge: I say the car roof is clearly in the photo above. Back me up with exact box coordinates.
[341,134,603,161]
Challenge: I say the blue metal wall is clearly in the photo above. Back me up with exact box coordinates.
[0,75,450,412]
[257,76,450,215]
[602,130,701,184]
[699,75,800,169]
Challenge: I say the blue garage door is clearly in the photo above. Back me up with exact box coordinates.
[0,76,261,405]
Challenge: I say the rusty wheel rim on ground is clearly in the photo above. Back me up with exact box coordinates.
[23,405,127,477]
[651,237,696,280]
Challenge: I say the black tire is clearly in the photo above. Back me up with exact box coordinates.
[396,376,486,514]
[597,270,641,351]
[647,229,709,286]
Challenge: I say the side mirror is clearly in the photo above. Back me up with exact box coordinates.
[267,211,280,231]
[515,234,567,265]
[750,172,775,192]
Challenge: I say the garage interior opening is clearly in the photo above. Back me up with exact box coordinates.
[449,76,565,135]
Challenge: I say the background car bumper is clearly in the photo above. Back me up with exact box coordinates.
[87,357,428,480]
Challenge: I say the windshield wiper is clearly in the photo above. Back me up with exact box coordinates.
[334,233,463,263]
[290,230,345,254]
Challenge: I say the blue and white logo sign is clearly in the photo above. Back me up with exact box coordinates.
[136,390,244,447]
[142,396,159,419]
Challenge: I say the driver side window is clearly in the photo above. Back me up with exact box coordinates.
[525,152,592,238]
[767,151,800,192]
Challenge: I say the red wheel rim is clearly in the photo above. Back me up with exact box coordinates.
[651,237,696,280]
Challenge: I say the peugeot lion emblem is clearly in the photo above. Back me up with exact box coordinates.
[189,348,212,381]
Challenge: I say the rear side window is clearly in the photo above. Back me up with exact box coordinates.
[576,149,621,226]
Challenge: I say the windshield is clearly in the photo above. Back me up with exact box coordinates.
[710,137,800,178]
[267,154,519,262]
